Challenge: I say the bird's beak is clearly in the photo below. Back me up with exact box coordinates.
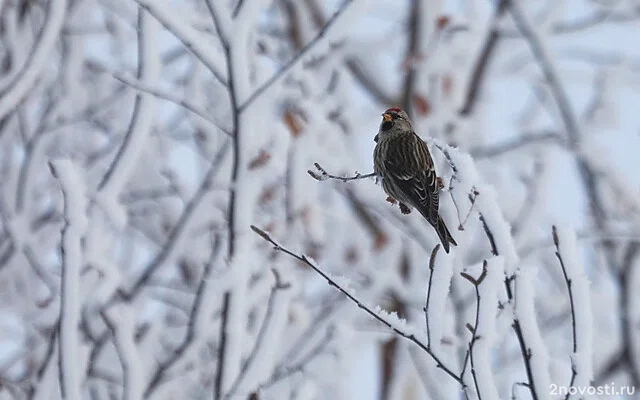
[382,113,392,122]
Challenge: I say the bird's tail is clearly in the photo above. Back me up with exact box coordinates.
[435,216,457,253]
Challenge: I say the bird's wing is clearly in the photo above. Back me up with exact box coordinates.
[384,134,439,224]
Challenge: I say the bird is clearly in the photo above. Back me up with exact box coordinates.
[373,107,457,253]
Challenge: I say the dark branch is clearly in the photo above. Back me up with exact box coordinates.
[470,131,566,159]
[224,270,291,399]
[552,226,578,399]
[250,225,464,386]
[214,292,231,400]
[458,0,509,116]
[145,235,222,398]
[477,205,538,400]
[463,261,488,400]
[424,244,440,348]
[238,0,355,112]
[308,162,375,182]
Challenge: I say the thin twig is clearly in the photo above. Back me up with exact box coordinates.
[144,235,222,398]
[424,244,440,348]
[307,162,375,182]
[552,226,577,399]
[113,74,232,137]
[238,0,355,112]
[265,327,335,388]
[205,0,241,259]
[470,131,565,159]
[133,0,227,86]
[250,225,464,385]
[460,262,488,400]
[214,292,231,400]
[479,213,498,256]
[479,211,539,400]
[504,273,540,400]
[117,139,230,301]
[224,270,292,399]
[458,0,509,116]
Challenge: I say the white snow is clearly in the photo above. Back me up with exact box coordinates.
[555,225,594,390]
[50,159,87,400]
[515,266,551,400]
[0,0,68,121]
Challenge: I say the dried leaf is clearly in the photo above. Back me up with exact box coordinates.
[373,231,388,250]
[284,110,303,137]
[248,150,271,169]
[413,94,431,116]
[437,15,451,30]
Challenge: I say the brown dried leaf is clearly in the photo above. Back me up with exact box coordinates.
[413,94,431,116]
[248,150,271,169]
[373,231,388,250]
[284,110,303,137]
[437,15,451,30]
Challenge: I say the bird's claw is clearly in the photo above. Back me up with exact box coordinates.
[436,177,444,191]
[386,196,397,205]
[399,203,411,214]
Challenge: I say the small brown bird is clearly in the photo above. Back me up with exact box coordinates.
[373,107,457,253]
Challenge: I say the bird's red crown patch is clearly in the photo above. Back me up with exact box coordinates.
[386,107,402,113]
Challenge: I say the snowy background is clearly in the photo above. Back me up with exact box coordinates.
[0,0,639,399]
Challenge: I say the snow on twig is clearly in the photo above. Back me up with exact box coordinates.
[462,257,503,400]
[424,244,440,348]
[0,0,68,121]
[224,269,293,398]
[553,225,593,398]
[307,162,375,182]
[515,266,551,400]
[112,73,232,136]
[250,225,465,386]
[98,9,160,228]
[102,306,143,400]
[238,0,356,112]
[433,140,519,273]
[134,0,227,85]
[50,159,88,400]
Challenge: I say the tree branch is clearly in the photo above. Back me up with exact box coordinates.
[307,162,375,182]
[238,0,355,112]
[250,225,465,386]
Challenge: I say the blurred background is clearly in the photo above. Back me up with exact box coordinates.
[0,0,639,398]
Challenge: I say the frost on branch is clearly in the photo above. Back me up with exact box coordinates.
[50,160,87,400]
[0,0,634,399]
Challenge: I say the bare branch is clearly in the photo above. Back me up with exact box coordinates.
[133,0,227,86]
[250,225,465,386]
[238,0,355,112]
[308,162,375,182]
[552,225,578,398]
[0,0,67,121]
[470,131,566,159]
[424,244,440,348]
[458,0,509,116]
[214,292,231,400]
[144,235,223,398]
[113,73,232,137]
[224,269,292,399]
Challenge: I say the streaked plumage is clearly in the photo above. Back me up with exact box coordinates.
[373,108,457,253]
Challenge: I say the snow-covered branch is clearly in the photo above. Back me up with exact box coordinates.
[553,225,593,397]
[250,225,465,386]
[50,160,88,400]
